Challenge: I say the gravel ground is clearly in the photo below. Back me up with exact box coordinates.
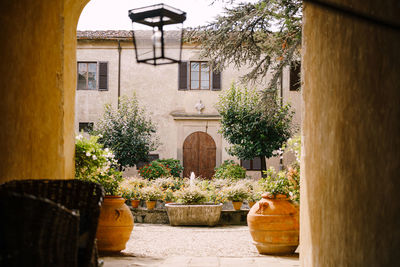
[123,224,260,257]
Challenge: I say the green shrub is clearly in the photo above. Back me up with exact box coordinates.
[139,161,171,179]
[213,160,246,180]
[154,158,184,177]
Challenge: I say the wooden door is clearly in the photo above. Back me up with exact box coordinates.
[183,132,216,179]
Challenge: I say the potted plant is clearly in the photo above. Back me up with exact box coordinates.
[163,188,175,204]
[141,185,163,210]
[247,168,299,255]
[75,135,134,252]
[222,184,250,211]
[165,186,223,226]
[247,190,262,208]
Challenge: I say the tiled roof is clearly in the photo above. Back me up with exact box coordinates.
[77,30,133,39]
[77,30,183,40]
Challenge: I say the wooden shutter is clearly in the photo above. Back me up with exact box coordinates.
[98,62,108,91]
[290,61,301,91]
[212,70,221,90]
[178,61,188,90]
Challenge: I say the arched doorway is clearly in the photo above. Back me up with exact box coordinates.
[183,131,216,179]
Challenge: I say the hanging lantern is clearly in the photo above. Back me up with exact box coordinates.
[128,3,186,66]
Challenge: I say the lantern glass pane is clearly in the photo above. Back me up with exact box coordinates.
[132,21,183,65]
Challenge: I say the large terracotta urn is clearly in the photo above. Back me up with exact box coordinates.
[247,194,299,255]
[97,196,134,252]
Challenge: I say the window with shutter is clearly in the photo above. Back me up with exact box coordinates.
[77,62,97,90]
[98,62,108,91]
[178,61,188,90]
[290,61,301,91]
[212,71,221,90]
[178,61,222,91]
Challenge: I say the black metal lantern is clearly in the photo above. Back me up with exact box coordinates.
[128,3,186,66]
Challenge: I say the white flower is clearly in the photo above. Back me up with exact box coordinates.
[104,148,109,152]
[76,134,83,140]
[98,134,103,138]
[92,155,97,160]
[86,152,91,157]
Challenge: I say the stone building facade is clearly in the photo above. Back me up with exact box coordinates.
[75,30,301,178]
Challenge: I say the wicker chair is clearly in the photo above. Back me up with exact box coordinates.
[0,191,80,267]
[0,179,105,267]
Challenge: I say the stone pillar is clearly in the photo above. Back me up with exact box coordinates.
[301,0,400,266]
[0,0,88,183]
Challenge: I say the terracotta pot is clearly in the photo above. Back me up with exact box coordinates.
[97,196,134,252]
[247,194,299,255]
[146,200,156,210]
[232,201,243,211]
[248,201,256,208]
[131,199,140,208]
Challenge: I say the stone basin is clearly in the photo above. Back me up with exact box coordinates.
[165,203,223,226]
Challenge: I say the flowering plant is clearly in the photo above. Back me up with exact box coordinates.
[174,187,207,204]
[141,186,163,201]
[222,184,250,202]
[163,189,175,202]
[119,179,144,200]
[75,134,122,195]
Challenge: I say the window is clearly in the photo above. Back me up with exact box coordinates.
[136,154,160,169]
[178,61,221,91]
[77,62,108,90]
[241,158,262,170]
[190,62,210,90]
[290,61,301,91]
[79,122,94,133]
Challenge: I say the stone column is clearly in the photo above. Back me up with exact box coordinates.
[301,0,400,266]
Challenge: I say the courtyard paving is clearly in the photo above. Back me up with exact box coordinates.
[101,223,299,267]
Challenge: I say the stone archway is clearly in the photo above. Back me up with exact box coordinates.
[183,131,216,179]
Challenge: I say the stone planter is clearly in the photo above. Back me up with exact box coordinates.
[165,203,223,226]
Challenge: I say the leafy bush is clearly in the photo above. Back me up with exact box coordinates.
[213,160,247,180]
[75,134,122,195]
[154,159,184,177]
[139,161,171,179]
[174,187,208,204]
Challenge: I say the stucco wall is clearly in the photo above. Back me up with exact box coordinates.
[301,0,400,265]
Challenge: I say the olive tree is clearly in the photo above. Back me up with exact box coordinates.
[94,94,159,170]
[216,84,293,176]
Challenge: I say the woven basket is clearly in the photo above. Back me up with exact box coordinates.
[0,179,105,267]
[0,191,79,267]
